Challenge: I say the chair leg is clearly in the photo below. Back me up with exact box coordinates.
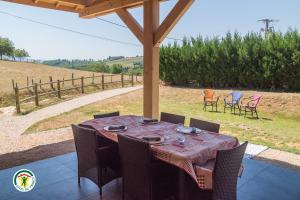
[255,109,259,119]
[251,110,254,118]
[216,104,218,112]
[99,187,102,197]
[224,106,226,113]
[78,176,80,186]
[244,109,246,118]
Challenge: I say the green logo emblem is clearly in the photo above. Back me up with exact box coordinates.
[13,169,36,192]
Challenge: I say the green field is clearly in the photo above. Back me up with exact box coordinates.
[106,56,143,68]
[26,86,300,154]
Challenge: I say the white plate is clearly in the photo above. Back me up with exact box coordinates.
[177,126,194,134]
[140,136,165,145]
[103,125,127,132]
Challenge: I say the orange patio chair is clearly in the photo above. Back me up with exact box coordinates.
[203,89,220,112]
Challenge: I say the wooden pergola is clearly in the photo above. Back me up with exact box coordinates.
[4,0,195,118]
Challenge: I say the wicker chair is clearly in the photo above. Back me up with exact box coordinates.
[118,134,177,200]
[71,125,121,196]
[224,91,243,114]
[239,95,262,118]
[92,111,120,147]
[160,112,185,124]
[190,118,220,133]
[203,89,220,112]
[181,142,248,200]
[93,111,120,119]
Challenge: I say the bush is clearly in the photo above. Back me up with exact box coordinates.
[160,30,300,91]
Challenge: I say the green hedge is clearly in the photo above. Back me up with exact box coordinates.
[160,30,300,91]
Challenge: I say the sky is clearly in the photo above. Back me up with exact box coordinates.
[0,0,300,60]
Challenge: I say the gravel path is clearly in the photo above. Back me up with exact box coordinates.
[0,86,142,138]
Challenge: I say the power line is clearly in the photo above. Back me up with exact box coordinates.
[0,10,141,47]
[96,17,183,42]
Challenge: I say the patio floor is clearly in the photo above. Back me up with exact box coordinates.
[0,153,300,200]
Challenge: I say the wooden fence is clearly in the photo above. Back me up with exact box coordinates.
[12,73,142,113]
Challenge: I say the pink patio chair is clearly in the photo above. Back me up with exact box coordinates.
[239,94,262,118]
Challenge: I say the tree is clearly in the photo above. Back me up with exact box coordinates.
[0,37,14,60]
[14,49,29,61]
[111,64,123,74]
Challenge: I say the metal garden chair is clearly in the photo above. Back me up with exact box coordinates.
[203,89,220,112]
[239,94,262,118]
[224,91,243,114]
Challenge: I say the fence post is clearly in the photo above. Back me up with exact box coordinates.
[14,85,21,113]
[27,76,29,87]
[121,74,124,88]
[111,75,112,83]
[49,76,54,90]
[102,74,105,90]
[57,80,61,99]
[131,73,134,87]
[72,73,74,86]
[81,76,84,93]
[32,79,34,86]
[62,77,65,87]
[92,73,95,84]
[12,79,15,90]
[34,83,39,106]
[39,80,42,89]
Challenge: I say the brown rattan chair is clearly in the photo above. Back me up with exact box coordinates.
[71,125,121,196]
[181,142,248,200]
[190,118,220,133]
[160,112,185,124]
[93,111,120,119]
[118,134,177,200]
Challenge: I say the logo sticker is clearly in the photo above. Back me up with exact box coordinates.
[13,169,36,192]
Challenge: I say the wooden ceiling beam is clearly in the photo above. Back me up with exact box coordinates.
[80,0,146,18]
[116,8,143,44]
[3,0,84,12]
[154,0,194,46]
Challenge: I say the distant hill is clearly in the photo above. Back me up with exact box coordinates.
[106,56,143,68]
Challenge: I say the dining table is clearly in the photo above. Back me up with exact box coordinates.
[80,115,239,191]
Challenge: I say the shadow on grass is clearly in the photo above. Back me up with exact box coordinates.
[0,139,75,170]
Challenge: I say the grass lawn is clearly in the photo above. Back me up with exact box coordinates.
[26,86,300,154]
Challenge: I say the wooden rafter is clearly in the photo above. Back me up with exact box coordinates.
[80,0,145,18]
[154,0,194,46]
[3,0,85,12]
[116,8,144,44]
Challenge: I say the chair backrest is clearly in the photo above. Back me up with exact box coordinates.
[71,125,98,183]
[231,91,243,102]
[204,89,214,100]
[93,111,120,119]
[118,134,152,200]
[251,94,262,107]
[161,112,185,124]
[213,142,248,200]
[190,118,220,133]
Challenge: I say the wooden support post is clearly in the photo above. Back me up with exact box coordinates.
[72,73,74,86]
[39,80,42,89]
[131,73,134,87]
[32,79,34,86]
[81,76,84,93]
[62,77,65,87]
[49,76,54,90]
[12,79,15,90]
[34,83,39,106]
[121,74,124,87]
[57,80,61,99]
[14,85,21,114]
[143,0,160,118]
[92,73,95,84]
[102,74,105,90]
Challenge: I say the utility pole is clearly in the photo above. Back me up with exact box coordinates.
[258,18,279,38]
